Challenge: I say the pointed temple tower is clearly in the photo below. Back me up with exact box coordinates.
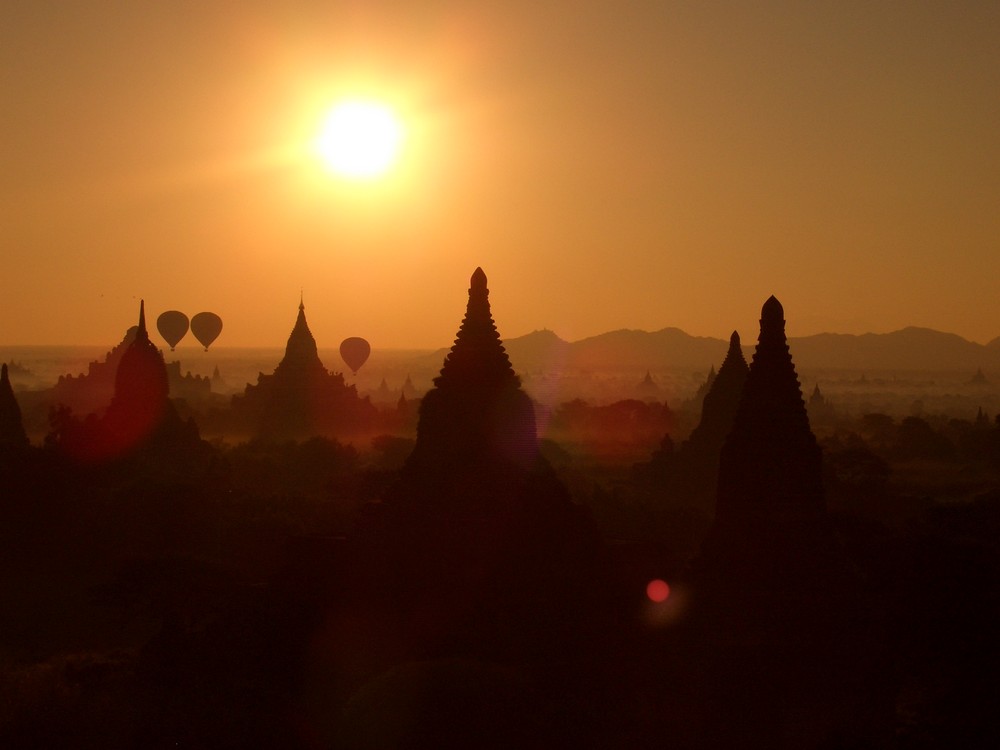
[352,268,595,663]
[641,332,747,514]
[663,331,751,509]
[233,298,375,438]
[694,295,839,604]
[101,300,171,452]
[0,363,29,453]
[681,300,886,749]
[686,331,749,457]
[372,267,592,573]
[402,267,539,481]
[47,301,202,464]
[715,297,824,529]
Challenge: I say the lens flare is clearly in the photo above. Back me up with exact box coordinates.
[646,579,670,603]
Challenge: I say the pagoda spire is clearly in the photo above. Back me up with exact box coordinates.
[403,267,537,477]
[137,299,148,340]
[716,296,823,518]
[687,330,749,452]
[279,295,321,369]
[434,267,518,391]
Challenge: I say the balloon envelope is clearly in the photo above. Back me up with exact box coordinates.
[191,312,223,351]
[339,337,371,374]
[156,310,189,351]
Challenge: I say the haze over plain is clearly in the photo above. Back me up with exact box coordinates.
[3,2,999,348]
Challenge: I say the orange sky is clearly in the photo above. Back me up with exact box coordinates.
[3,2,1000,349]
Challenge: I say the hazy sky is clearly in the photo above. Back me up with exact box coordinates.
[4,2,999,349]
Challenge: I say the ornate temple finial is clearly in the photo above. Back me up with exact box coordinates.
[281,295,319,366]
[761,296,784,332]
[300,289,304,312]
[471,267,487,292]
[136,300,149,341]
[730,330,740,348]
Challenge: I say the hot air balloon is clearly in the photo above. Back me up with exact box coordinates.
[191,312,223,351]
[156,310,189,351]
[339,337,371,375]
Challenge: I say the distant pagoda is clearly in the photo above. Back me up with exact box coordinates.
[232,298,375,439]
[635,370,661,401]
[401,267,539,482]
[50,301,200,463]
[686,331,749,457]
[704,296,827,578]
[640,331,748,513]
[102,300,170,445]
[685,299,878,750]
[717,298,823,515]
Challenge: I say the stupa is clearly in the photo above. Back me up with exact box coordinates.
[685,331,749,458]
[371,267,594,583]
[101,300,170,448]
[232,298,375,438]
[715,297,823,524]
[401,267,539,483]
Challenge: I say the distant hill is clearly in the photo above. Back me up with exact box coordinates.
[787,327,998,372]
[486,326,1000,375]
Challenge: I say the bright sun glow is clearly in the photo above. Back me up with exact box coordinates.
[314,100,404,180]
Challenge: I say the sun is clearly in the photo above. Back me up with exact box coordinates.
[313,100,404,180]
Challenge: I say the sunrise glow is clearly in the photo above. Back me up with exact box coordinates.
[313,100,404,180]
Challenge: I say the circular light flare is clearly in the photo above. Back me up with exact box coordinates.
[646,579,671,603]
[314,100,404,180]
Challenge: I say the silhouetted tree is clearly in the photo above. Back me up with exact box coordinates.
[894,415,956,461]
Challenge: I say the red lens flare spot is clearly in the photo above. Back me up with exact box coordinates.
[646,579,670,603]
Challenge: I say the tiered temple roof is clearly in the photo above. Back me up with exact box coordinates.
[686,331,749,454]
[715,296,823,521]
[101,301,171,452]
[233,299,374,438]
[404,267,538,476]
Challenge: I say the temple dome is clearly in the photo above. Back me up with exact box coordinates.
[760,295,785,331]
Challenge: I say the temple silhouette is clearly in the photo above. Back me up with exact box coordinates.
[47,302,202,465]
[642,330,749,512]
[49,317,211,418]
[687,331,750,464]
[6,279,993,748]
[363,267,596,626]
[709,296,826,566]
[267,269,599,746]
[0,363,29,455]
[679,296,887,748]
[231,297,376,439]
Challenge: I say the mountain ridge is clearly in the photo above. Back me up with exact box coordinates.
[493,326,1000,374]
